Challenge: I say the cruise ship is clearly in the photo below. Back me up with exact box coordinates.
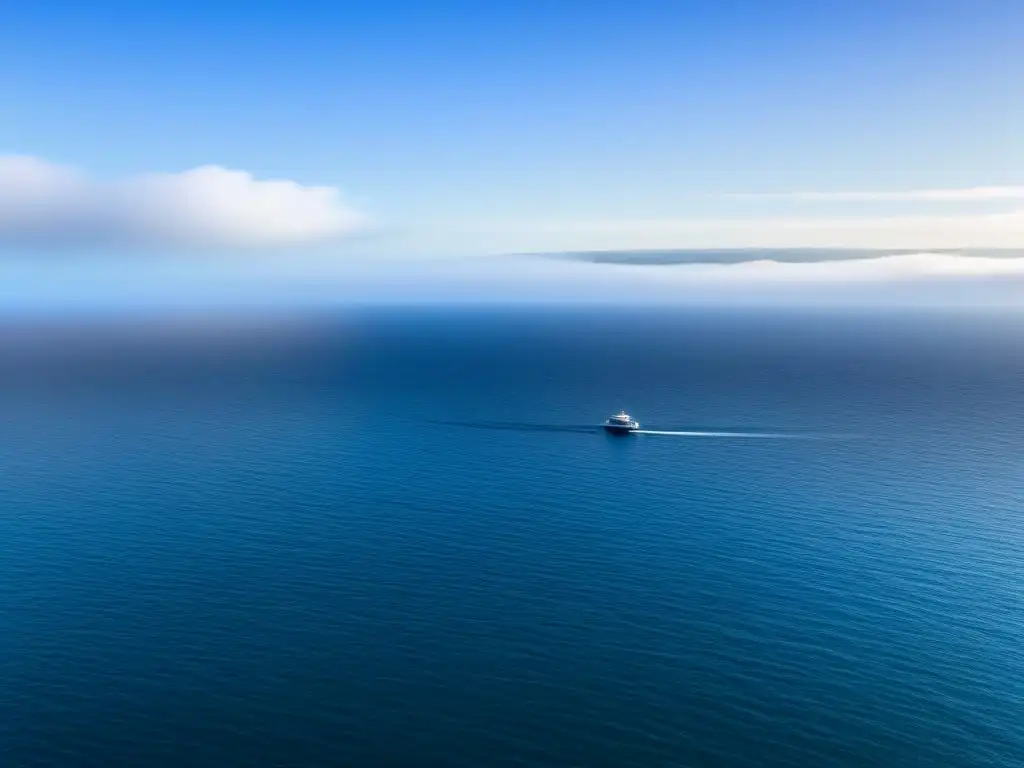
[603,411,640,434]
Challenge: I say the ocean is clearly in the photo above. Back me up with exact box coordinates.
[1,306,1022,766]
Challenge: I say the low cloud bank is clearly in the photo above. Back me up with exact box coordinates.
[0,156,366,249]
[546,249,1024,281]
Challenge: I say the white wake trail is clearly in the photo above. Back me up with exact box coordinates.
[635,430,805,438]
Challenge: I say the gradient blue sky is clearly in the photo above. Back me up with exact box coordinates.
[1,0,1022,304]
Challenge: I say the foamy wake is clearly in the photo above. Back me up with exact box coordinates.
[635,430,803,438]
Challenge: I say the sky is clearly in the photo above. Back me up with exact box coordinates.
[0,0,1022,307]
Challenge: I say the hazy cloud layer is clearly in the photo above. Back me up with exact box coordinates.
[3,251,1024,313]
[724,186,1024,202]
[474,209,1024,253]
[0,156,366,249]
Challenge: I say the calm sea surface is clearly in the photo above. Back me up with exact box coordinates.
[1,307,1022,766]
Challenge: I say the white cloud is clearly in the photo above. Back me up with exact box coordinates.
[725,186,1024,202]
[0,155,366,249]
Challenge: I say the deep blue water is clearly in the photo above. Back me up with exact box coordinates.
[1,307,1023,766]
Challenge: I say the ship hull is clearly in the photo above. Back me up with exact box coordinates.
[603,424,638,435]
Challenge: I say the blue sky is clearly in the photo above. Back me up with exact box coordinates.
[0,0,1022,304]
